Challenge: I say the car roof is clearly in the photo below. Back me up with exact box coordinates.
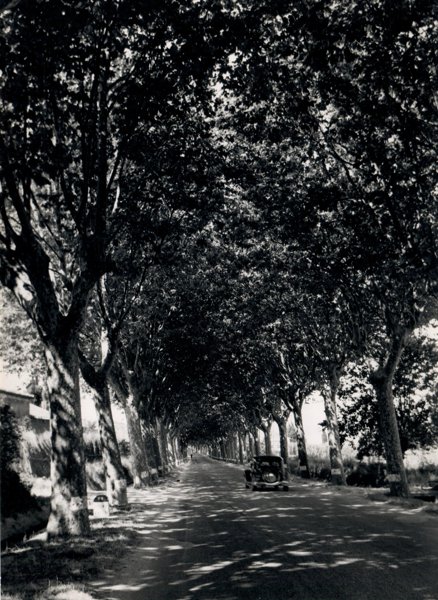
[254,455,282,460]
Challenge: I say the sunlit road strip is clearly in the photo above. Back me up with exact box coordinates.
[91,456,438,600]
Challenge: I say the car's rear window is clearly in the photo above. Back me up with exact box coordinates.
[256,458,280,467]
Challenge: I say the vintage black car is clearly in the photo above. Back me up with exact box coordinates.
[244,455,289,491]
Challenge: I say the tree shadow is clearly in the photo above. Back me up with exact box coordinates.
[90,459,438,600]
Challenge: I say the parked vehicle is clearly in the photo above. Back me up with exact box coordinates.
[244,455,289,491]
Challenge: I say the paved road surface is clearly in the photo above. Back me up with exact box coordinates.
[92,456,438,600]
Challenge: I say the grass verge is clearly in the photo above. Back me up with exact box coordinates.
[1,513,139,600]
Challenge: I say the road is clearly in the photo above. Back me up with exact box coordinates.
[92,456,438,600]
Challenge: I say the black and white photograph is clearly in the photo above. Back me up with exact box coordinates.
[1,0,437,598]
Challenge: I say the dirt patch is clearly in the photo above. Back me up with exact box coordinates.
[2,519,139,600]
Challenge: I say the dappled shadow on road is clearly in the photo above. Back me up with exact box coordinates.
[91,460,438,600]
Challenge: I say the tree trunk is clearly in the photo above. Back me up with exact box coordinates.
[169,429,178,464]
[124,393,150,487]
[253,430,261,456]
[225,437,231,460]
[165,425,174,468]
[274,416,289,478]
[109,371,150,487]
[219,440,226,459]
[229,437,235,460]
[238,433,244,464]
[157,418,169,474]
[80,351,127,507]
[260,421,272,455]
[293,406,310,479]
[233,436,238,460]
[141,420,159,483]
[179,437,187,459]
[45,338,90,538]
[92,379,127,506]
[224,440,229,459]
[175,437,182,463]
[171,436,180,463]
[150,430,161,480]
[369,327,411,497]
[324,365,346,486]
[247,433,254,458]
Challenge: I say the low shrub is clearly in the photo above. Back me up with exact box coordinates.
[0,406,41,520]
[286,457,300,475]
[1,405,20,471]
[307,448,330,480]
[346,462,386,488]
[1,469,41,520]
[342,455,358,475]
[406,463,438,487]
[317,466,332,481]
[287,447,332,480]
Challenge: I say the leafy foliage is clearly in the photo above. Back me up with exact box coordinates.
[0,404,21,470]
[339,334,438,458]
[0,289,44,380]
[1,0,437,485]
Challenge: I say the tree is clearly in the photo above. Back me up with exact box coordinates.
[308,1,437,496]
[339,332,438,458]
[220,0,437,496]
[1,0,147,537]
[0,0,237,535]
[79,309,128,505]
[0,288,44,381]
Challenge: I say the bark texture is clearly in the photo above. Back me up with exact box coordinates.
[260,421,272,455]
[142,421,160,483]
[157,418,169,473]
[293,407,310,479]
[369,326,411,497]
[324,365,346,486]
[273,415,289,477]
[92,380,127,506]
[238,433,244,464]
[80,348,127,507]
[110,368,150,487]
[125,393,150,487]
[253,430,261,456]
[45,339,90,538]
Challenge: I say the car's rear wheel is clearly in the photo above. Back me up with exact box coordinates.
[283,485,289,491]
[252,484,258,491]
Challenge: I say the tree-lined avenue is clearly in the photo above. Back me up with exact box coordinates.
[1,0,437,542]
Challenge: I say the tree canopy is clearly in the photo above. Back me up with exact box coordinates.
[1,0,438,526]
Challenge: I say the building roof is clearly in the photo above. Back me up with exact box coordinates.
[0,388,33,401]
